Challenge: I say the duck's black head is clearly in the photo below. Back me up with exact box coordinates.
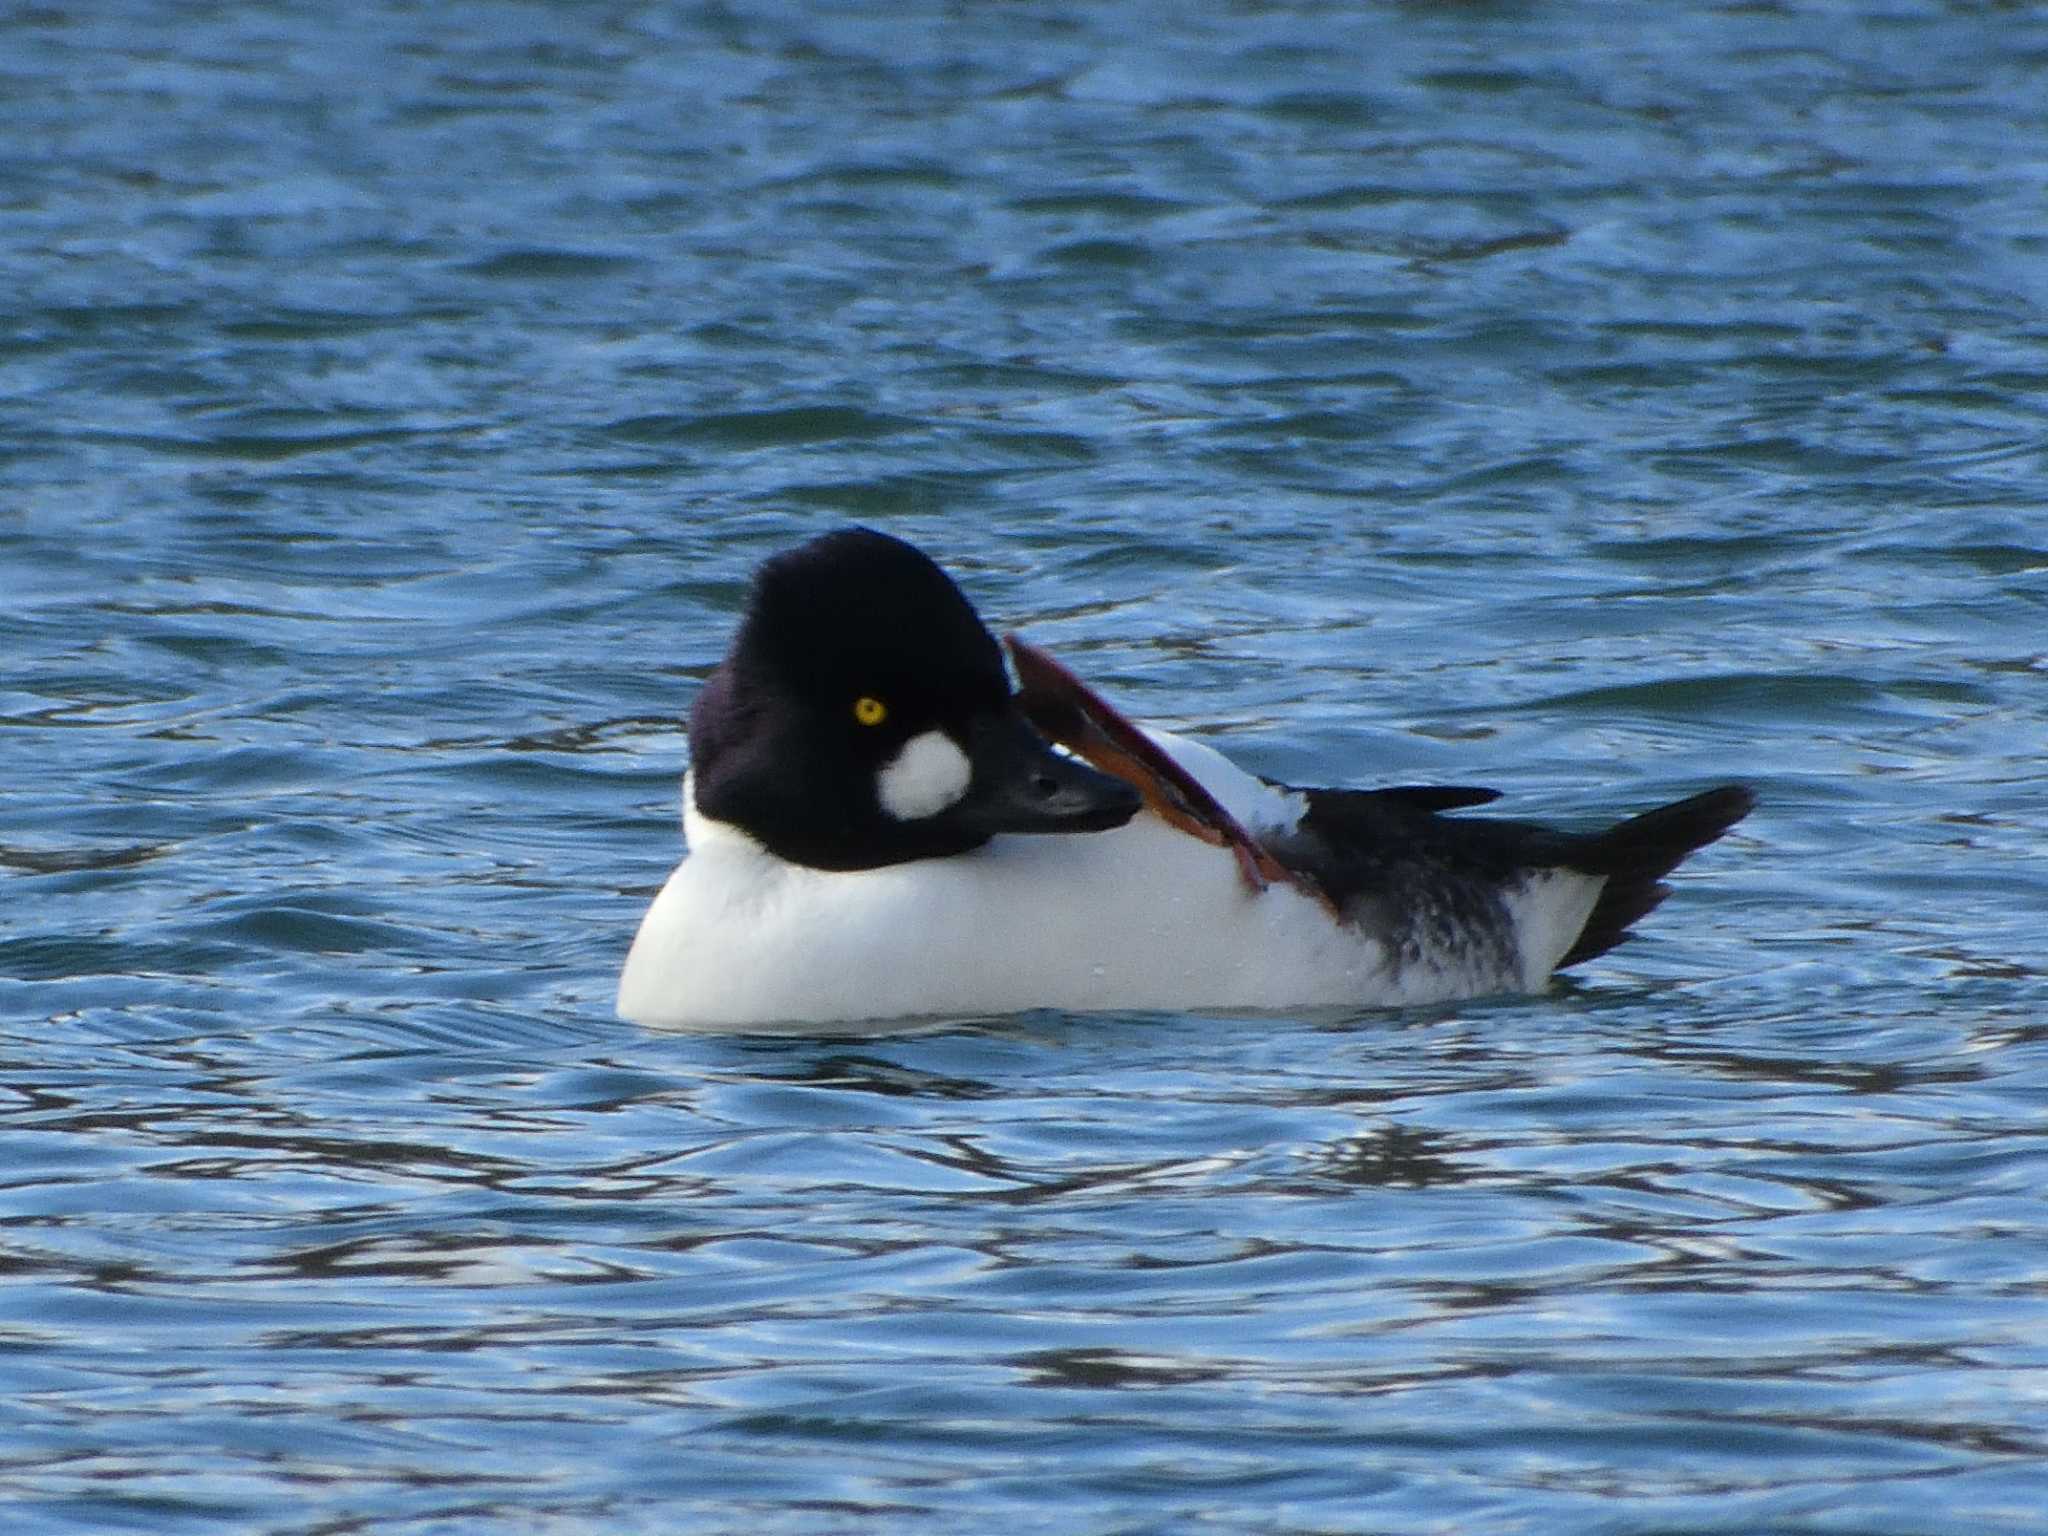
[688,528,1141,870]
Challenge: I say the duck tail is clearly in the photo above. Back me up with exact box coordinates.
[1556,786,1755,969]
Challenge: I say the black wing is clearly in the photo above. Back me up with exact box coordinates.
[1264,782,1754,972]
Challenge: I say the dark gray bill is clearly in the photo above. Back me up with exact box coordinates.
[948,709,1142,836]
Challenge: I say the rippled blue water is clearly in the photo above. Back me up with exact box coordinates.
[5,3,2047,1532]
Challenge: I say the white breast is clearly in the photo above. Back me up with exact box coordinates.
[615,732,1595,1029]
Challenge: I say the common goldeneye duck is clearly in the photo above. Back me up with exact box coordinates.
[618,527,1754,1030]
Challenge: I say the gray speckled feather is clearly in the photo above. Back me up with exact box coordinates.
[1262,783,1756,980]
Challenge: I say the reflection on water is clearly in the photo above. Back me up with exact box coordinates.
[5,976,2048,1529]
[6,0,2048,1531]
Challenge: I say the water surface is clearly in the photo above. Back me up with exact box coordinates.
[4,4,2047,1532]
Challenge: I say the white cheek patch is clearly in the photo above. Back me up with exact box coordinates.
[876,729,973,821]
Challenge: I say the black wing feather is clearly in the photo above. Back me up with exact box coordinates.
[1552,785,1755,968]
[1263,782,1754,974]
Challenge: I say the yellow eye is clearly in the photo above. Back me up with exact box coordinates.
[853,695,888,727]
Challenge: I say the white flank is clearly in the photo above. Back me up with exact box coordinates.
[618,801,1380,1029]
[615,731,1594,1029]
[1503,868,1606,987]
[875,729,972,820]
[621,735,1367,1029]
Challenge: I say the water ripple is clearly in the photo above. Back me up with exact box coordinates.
[5,2,2048,1533]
